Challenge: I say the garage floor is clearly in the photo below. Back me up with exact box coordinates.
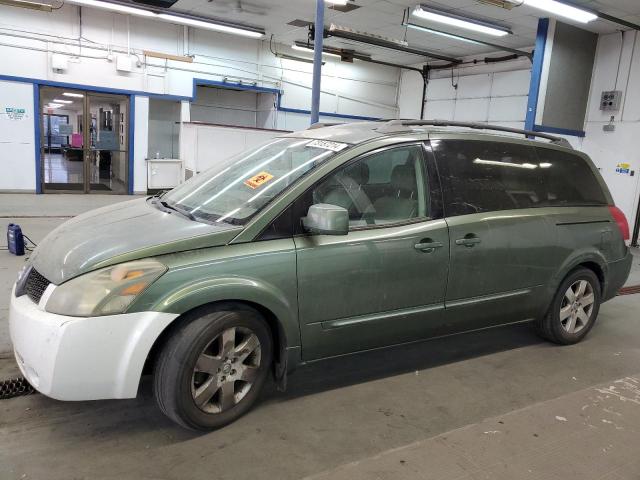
[1,194,640,480]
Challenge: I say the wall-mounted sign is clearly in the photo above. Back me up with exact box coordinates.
[4,107,27,121]
[615,162,631,175]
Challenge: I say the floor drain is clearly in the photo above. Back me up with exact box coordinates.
[0,377,35,400]
[618,285,640,296]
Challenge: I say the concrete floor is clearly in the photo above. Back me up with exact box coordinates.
[1,194,640,480]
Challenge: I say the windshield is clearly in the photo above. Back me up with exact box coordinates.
[161,137,344,224]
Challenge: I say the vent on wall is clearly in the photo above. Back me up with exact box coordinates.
[287,19,312,27]
[328,2,360,13]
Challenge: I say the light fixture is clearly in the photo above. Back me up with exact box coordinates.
[65,0,155,16]
[412,5,511,36]
[62,92,84,98]
[47,103,64,109]
[156,13,264,38]
[0,0,52,12]
[329,24,409,47]
[274,53,325,65]
[520,0,597,23]
[292,43,342,58]
[325,0,348,5]
[53,99,73,104]
[406,23,483,44]
[64,0,265,38]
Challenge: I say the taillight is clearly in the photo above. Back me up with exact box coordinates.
[608,205,630,241]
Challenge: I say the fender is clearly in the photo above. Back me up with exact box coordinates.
[150,275,301,352]
[540,247,609,314]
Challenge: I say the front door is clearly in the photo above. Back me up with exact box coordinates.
[40,87,129,193]
[430,137,558,332]
[294,144,450,360]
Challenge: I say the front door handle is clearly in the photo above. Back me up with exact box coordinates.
[455,235,481,247]
[414,240,444,253]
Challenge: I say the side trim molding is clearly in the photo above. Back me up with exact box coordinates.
[446,288,534,309]
[321,303,443,330]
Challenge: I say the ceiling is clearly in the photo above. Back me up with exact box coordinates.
[169,0,640,65]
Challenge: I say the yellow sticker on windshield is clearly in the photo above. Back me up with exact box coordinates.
[244,171,274,189]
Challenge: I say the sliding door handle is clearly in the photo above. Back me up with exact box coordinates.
[414,240,444,253]
[455,236,481,247]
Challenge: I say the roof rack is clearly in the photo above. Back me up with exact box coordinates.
[377,120,572,148]
[308,122,342,130]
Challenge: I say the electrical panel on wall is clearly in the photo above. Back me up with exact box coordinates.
[600,90,623,111]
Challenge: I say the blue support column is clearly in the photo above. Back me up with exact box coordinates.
[525,18,549,132]
[310,0,324,125]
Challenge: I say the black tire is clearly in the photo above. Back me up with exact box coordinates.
[153,308,273,430]
[536,267,602,345]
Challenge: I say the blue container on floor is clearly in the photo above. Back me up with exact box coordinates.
[7,224,25,256]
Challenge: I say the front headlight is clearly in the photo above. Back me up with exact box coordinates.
[45,259,167,317]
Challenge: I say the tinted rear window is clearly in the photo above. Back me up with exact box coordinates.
[534,147,607,207]
[432,140,607,217]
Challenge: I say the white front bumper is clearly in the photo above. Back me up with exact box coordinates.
[9,287,178,400]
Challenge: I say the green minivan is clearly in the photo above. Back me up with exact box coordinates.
[10,120,632,430]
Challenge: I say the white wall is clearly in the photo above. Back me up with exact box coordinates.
[0,80,36,191]
[574,30,640,227]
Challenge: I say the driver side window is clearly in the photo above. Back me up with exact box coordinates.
[310,145,428,230]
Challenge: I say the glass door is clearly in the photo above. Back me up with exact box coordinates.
[40,87,85,191]
[40,87,130,193]
[87,93,129,193]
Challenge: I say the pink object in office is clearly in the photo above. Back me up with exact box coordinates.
[71,133,83,148]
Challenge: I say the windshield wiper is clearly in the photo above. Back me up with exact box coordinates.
[155,199,197,221]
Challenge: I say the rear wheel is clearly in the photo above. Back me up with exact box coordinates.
[153,308,273,430]
[536,268,601,345]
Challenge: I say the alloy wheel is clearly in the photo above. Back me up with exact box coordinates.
[191,326,262,414]
[559,279,595,334]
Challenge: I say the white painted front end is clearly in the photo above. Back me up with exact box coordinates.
[9,286,178,400]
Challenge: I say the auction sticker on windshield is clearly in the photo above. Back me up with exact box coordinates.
[307,139,349,152]
[244,171,274,189]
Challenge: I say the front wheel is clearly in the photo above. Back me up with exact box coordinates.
[536,268,602,345]
[153,309,273,430]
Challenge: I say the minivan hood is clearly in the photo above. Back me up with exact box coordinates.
[29,198,241,285]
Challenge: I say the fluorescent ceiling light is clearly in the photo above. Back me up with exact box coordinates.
[521,0,597,23]
[65,0,155,16]
[65,0,264,38]
[292,44,341,58]
[0,0,52,12]
[325,0,348,5]
[53,99,73,104]
[63,92,84,97]
[47,103,64,108]
[156,13,263,38]
[406,23,483,44]
[412,5,511,36]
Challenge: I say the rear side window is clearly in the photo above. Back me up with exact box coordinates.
[433,140,543,216]
[534,147,607,207]
[433,140,607,217]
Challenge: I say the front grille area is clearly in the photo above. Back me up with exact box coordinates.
[25,269,51,304]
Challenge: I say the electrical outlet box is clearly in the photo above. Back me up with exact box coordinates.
[116,55,133,73]
[51,54,68,71]
[600,90,623,111]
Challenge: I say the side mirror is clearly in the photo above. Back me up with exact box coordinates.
[302,203,349,236]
